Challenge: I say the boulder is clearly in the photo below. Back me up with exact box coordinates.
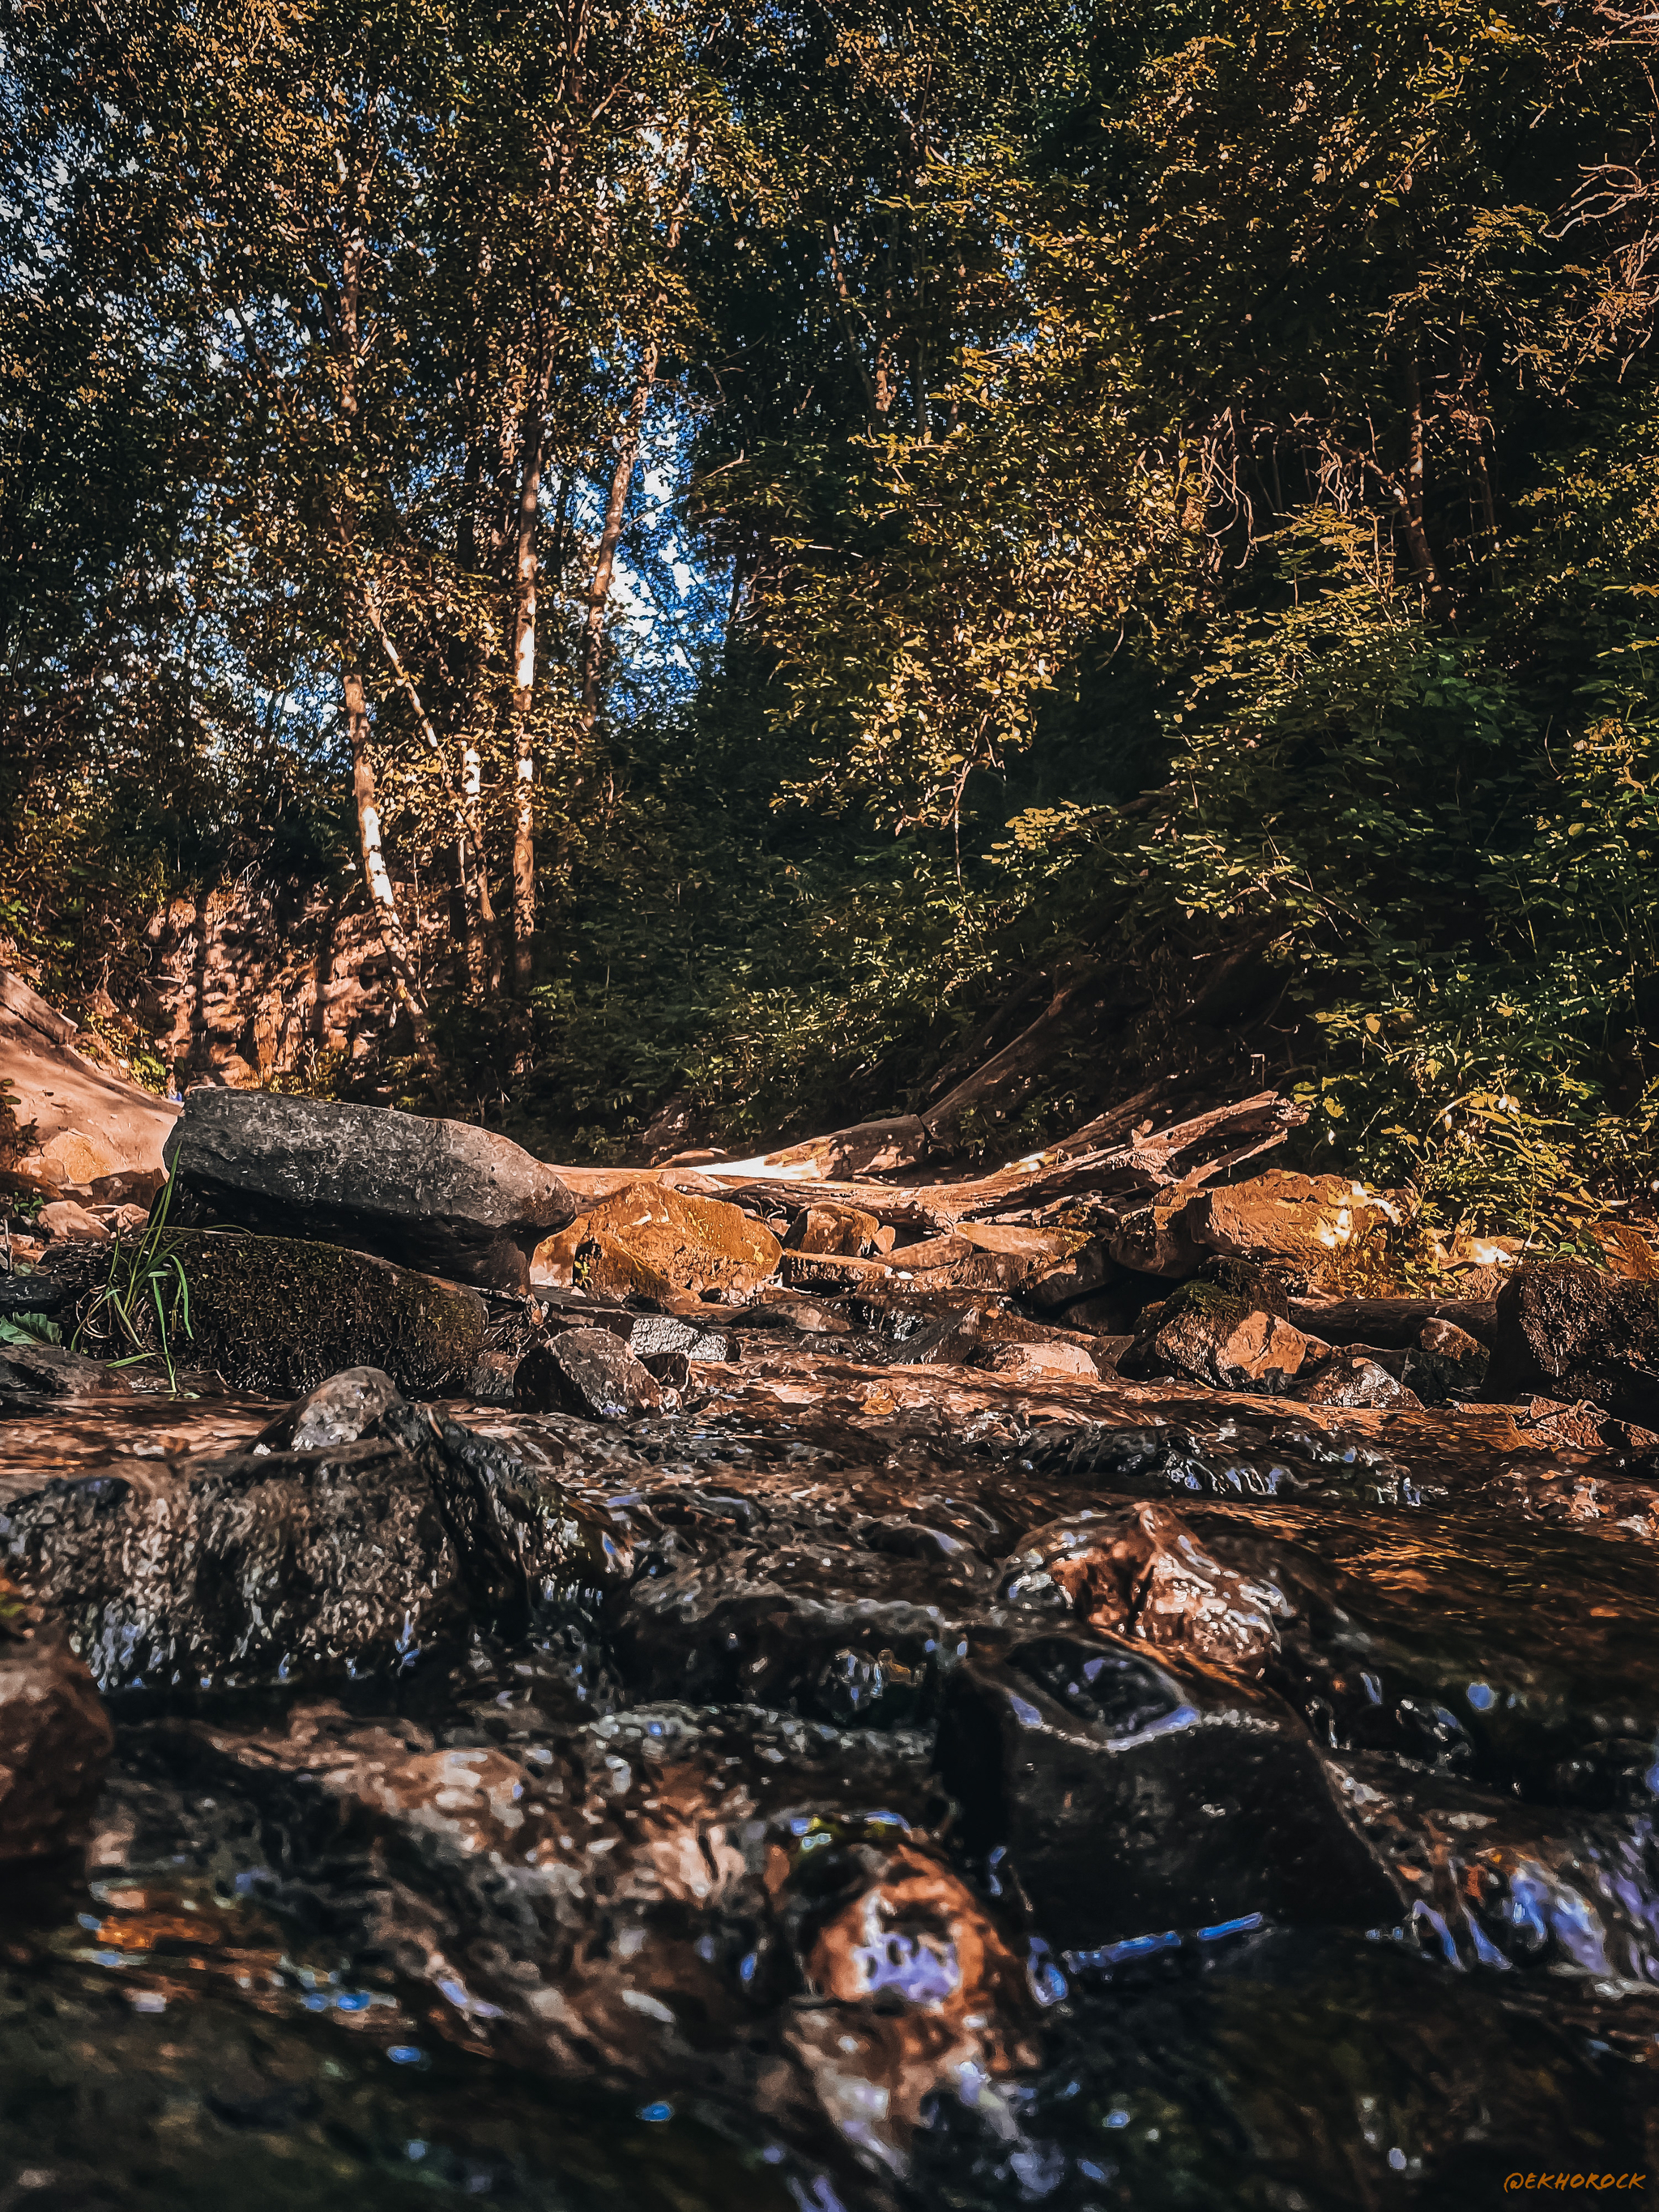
[1173,1170,1402,1277]
[535,1179,780,1298]
[2,1404,619,1692]
[1,1442,471,1693]
[164,1089,578,1293]
[935,1632,1399,1948]
[464,1348,521,1404]
[535,1224,680,1301]
[0,1577,113,1866]
[514,1328,666,1419]
[126,1231,488,1398]
[1489,1261,1659,1423]
[1119,1280,1328,1392]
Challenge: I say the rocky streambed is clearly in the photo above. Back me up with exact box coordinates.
[2,1095,1657,2206]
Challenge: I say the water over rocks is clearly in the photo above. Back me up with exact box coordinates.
[2,1111,1658,2201]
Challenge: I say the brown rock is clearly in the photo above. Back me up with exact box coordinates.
[750,1114,929,1178]
[778,1250,893,1294]
[538,1181,781,1299]
[37,1199,109,1242]
[956,1221,1073,1263]
[1418,1315,1491,1370]
[1025,1240,1116,1311]
[792,1841,1038,2137]
[1178,1170,1401,1275]
[0,1580,113,1866]
[885,1232,975,1272]
[1514,1396,1659,1456]
[1121,1281,1326,1391]
[782,1202,889,1257]
[981,1340,1101,1382]
[534,1225,680,1302]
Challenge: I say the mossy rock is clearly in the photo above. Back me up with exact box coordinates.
[1159,1278,1251,1327]
[138,1230,488,1398]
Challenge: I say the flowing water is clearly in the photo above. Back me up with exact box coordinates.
[2,1360,1657,2209]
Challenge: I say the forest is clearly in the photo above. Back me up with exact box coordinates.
[4,0,1659,1234]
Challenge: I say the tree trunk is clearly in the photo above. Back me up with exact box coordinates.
[1397,353,1450,617]
[344,661,435,1063]
[579,344,659,726]
[509,381,546,992]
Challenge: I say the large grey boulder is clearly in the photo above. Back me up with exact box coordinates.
[164,1090,578,1292]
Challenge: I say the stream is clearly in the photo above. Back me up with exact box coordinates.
[2,1348,1657,2209]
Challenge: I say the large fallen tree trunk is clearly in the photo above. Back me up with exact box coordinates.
[697,1090,1308,1240]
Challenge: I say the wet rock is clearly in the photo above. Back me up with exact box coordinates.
[1205,1515,1659,1810]
[254,1363,399,1451]
[0,1575,113,1865]
[466,1347,522,1404]
[999,1500,1285,1669]
[1299,1349,1422,1409]
[164,1695,1034,2182]
[165,1091,580,1294]
[380,1400,627,1627]
[911,1929,1648,2206]
[1119,1280,1327,1391]
[134,1230,488,1398]
[515,1328,666,1420]
[1483,1459,1659,1536]
[1332,1750,1659,1981]
[1,1439,471,1692]
[0,1338,131,1397]
[936,1631,1400,1947]
[537,1181,781,1299]
[1490,1259,1659,1423]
